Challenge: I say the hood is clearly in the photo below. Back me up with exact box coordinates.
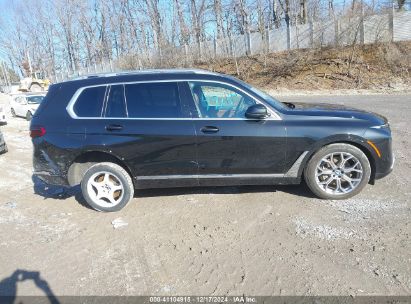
[284,102,388,125]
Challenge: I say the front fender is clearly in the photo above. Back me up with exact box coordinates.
[295,133,377,181]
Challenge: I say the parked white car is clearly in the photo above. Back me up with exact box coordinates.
[0,104,6,125]
[10,93,45,121]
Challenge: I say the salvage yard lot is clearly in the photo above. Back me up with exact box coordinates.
[0,93,410,296]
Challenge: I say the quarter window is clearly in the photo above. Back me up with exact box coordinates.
[188,82,256,118]
[105,85,127,118]
[73,86,106,117]
[125,82,183,118]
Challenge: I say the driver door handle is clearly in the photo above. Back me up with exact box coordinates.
[106,124,124,131]
[200,126,219,134]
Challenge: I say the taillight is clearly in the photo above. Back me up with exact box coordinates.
[30,126,46,138]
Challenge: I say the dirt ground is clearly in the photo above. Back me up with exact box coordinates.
[0,93,410,297]
[195,42,411,92]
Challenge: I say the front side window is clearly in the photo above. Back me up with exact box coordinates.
[105,85,127,118]
[188,82,256,118]
[125,82,182,118]
[73,86,106,117]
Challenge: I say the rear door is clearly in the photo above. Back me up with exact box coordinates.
[183,81,287,186]
[102,81,198,188]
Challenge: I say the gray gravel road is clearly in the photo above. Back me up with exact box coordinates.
[0,93,410,296]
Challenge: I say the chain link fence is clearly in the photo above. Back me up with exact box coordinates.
[53,10,411,82]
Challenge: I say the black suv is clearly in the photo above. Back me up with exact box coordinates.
[31,69,394,212]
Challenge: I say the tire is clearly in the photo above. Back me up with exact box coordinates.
[81,162,134,212]
[26,111,33,121]
[30,83,42,92]
[11,108,16,117]
[304,143,371,200]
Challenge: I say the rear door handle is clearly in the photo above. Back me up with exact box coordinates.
[106,124,124,131]
[200,126,219,133]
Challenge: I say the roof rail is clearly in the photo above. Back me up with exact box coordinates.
[69,68,219,81]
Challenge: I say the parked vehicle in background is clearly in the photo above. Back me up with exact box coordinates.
[0,104,6,125]
[31,69,394,212]
[10,93,45,121]
[0,129,7,154]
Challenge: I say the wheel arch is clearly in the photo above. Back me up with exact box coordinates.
[297,136,376,184]
[67,150,134,187]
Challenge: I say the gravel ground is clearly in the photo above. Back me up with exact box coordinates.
[0,93,410,296]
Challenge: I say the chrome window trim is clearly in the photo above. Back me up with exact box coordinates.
[66,79,282,120]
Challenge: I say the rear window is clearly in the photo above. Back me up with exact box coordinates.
[73,86,106,117]
[125,82,182,118]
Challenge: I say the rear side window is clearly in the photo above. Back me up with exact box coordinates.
[73,86,106,117]
[125,82,182,118]
[105,85,127,118]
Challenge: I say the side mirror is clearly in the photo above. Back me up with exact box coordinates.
[245,104,270,119]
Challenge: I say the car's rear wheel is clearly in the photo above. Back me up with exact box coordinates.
[26,111,33,121]
[81,162,134,212]
[304,143,371,200]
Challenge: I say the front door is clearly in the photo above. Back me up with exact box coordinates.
[15,96,26,117]
[183,81,287,186]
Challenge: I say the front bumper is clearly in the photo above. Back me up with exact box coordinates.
[375,152,395,179]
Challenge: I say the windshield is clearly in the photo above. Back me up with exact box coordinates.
[27,96,44,104]
[228,77,287,110]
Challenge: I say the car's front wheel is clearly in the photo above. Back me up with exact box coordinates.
[304,143,371,200]
[81,162,134,212]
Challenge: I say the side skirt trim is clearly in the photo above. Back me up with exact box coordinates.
[136,151,309,181]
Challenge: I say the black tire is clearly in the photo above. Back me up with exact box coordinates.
[26,111,33,121]
[81,162,134,212]
[304,143,371,200]
[11,108,16,117]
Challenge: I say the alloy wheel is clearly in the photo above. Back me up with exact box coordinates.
[86,171,124,208]
[315,152,363,195]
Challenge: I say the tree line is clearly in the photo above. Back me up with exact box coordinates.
[0,0,407,79]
